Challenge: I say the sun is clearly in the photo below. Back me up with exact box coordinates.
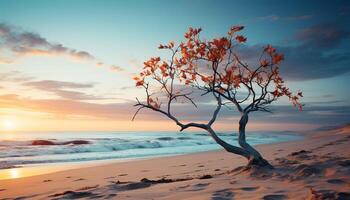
[2,119,16,131]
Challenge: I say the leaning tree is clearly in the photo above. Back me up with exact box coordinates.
[132,26,302,167]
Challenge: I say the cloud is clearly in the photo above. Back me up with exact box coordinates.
[286,15,313,20]
[0,93,348,130]
[23,80,106,100]
[25,80,93,89]
[252,104,350,126]
[0,23,123,72]
[258,15,280,21]
[0,71,34,82]
[0,23,93,61]
[0,94,132,119]
[257,14,313,22]
[235,23,350,80]
[295,23,350,49]
[109,65,123,72]
[279,47,350,80]
[128,58,141,69]
[0,71,119,101]
[280,23,350,80]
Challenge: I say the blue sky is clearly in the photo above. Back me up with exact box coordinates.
[0,0,349,131]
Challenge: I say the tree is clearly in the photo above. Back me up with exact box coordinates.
[132,26,302,168]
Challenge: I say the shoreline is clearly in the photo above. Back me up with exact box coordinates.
[0,132,304,180]
[1,126,349,199]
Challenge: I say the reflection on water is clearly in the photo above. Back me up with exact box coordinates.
[0,165,71,180]
[0,159,118,180]
[9,168,20,178]
[0,168,21,179]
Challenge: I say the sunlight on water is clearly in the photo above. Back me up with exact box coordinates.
[10,168,20,179]
[0,165,63,180]
[0,161,116,180]
[0,168,22,180]
[0,168,21,179]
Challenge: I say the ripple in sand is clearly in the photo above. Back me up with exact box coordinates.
[262,194,287,200]
[212,189,235,200]
[327,179,346,184]
[239,186,259,191]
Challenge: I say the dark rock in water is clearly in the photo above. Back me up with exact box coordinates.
[157,137,174,141]
[61,140,90,145]
[31,140,90,145]
[0,161,19,169]
[31,140,56,145]
[177,137,192,140]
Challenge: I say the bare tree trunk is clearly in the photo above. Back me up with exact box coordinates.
[206,127,251,159]
[238,113,272,168]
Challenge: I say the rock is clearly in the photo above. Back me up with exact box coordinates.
[31,140,56,145]
[31,140,90,145]
[61,140,90,145]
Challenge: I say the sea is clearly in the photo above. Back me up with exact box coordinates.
[0,131,302,169]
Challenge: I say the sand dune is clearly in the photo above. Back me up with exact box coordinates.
[0,125,349,199]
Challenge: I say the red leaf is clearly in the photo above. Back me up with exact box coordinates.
[235,35,247,43]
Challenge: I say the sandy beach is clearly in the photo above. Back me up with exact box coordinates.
[0,125,349,200]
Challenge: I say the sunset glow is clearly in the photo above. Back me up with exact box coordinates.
[1,119,16,131]
[9,168,19,179]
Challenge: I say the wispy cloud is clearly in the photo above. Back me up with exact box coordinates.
[257,14,313,21]
[0,23,93,61]
[0,71,34,82]
[109,65,123,72]
[0,94,132,119]
[0,23,123,71]
[23,80,108,100]
[295,23,350,49]
[25,80,93,89]
[258,15,280,21]
[286,15,313,20]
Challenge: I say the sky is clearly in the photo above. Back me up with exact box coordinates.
[0,0,349,132]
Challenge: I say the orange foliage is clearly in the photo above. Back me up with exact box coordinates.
[134,25,303,111]
[235,35,247,43]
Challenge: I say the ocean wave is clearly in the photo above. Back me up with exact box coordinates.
[0,131,302,168]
